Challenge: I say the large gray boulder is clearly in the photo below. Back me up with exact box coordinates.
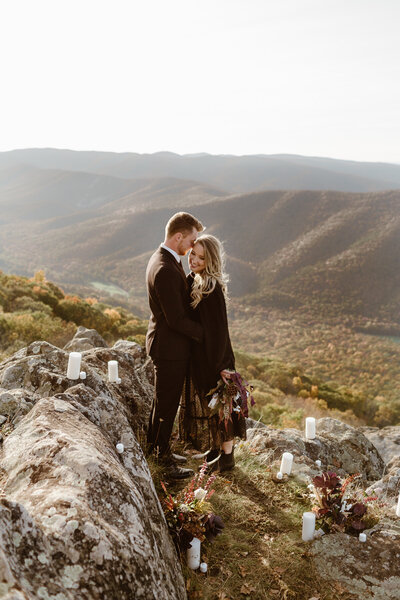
[247,417,385,481]
[0,389,35,420]
[311,519,400,599]
[353,425,400,499]
[0,340,153,431]
[111,339,155,387]
[361,425,400,464]
[245,417,267,431]
[64,327,108,351]
[366,456,400,500]
[0,341,184,600]
[112,339,143,359]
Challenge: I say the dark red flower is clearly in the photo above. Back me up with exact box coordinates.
[204,513,225,542]
[313,472,341,490]
[351,503,367,517]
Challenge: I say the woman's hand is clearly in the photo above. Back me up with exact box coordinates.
[220,369,232,384]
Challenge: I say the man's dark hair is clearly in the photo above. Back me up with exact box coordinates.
[165,212,204,238]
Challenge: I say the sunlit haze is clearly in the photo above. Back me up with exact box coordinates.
[0,0,399,162]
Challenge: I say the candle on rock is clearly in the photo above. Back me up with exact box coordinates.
[199,563,208,573]
[305,417,316,439]
[396,492,400,517]
[276,472,283,480]
[315,459,322,468]
[302,512,315,541]
[79,371,86,380]
[280,452,293,475]
[108,360,119,383]
[187,537,201,570]
[116,443,124,454]
[359,533,367,542]
[67,352,82,380]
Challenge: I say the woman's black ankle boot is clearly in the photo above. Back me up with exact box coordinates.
[206,449,220,463]
[219,447,235,472]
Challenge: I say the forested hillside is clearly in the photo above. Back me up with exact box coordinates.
[0,271,147,358]
[1,185,399,326]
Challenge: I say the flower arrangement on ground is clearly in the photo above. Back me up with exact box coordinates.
[308,471,380,535]
[206,370,255,430]
[160,462,225,554]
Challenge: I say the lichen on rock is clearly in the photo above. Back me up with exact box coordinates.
[0,335,185,599]
[247,416,385,481]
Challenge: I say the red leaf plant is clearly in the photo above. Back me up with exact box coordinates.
[309,471,378,535]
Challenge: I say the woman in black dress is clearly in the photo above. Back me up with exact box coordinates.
[179,234,246,471]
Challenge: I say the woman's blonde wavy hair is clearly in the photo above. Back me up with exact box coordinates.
[190,234,229,308]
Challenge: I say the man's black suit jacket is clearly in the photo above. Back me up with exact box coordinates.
[145,247,203,360]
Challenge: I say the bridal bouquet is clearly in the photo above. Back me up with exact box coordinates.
[160,462,224,553]
[206,370,254,431]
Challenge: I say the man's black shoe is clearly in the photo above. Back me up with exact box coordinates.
[172,453,187,464]
[165,464,194,480]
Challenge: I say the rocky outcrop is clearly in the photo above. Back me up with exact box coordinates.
[112,339,154,388]
[310,519,400,600]
[361,425,400,464]
[0,339,153,432]
[0,339,185,600]
[247,417,385,482]
[63,327,108,352]
[360,426,400,500]
[366,456,400,500]
[245,417,267,431]
[247,417,399,599]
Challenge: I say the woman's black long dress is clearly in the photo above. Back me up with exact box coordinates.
[178,274,246,452]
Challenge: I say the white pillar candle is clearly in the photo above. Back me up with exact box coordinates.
[108,360,118,382]
[79,371,86,380]
[396,492,400,517]
[199,562,208,573]
[280,452,293,475]
[116,377,122,384]
[305,417,316,439]
[359,533,366,542]
[302,512,315,541]
[67,352,81,380]
[276,471,283,480]
[187,536,201,570]
[315,459,322,467]
[116,443,124,454]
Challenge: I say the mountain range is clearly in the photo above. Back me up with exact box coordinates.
[2,148,400,193]
[0,149,399,327]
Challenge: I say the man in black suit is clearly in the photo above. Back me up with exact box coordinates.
[146,212,204,478]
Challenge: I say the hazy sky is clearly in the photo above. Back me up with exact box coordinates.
[1,0,399,162]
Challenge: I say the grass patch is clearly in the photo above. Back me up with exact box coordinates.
[151,444,359,600]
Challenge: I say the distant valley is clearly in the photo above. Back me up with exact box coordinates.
[0,155,399,330]
[1,148,399,425]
